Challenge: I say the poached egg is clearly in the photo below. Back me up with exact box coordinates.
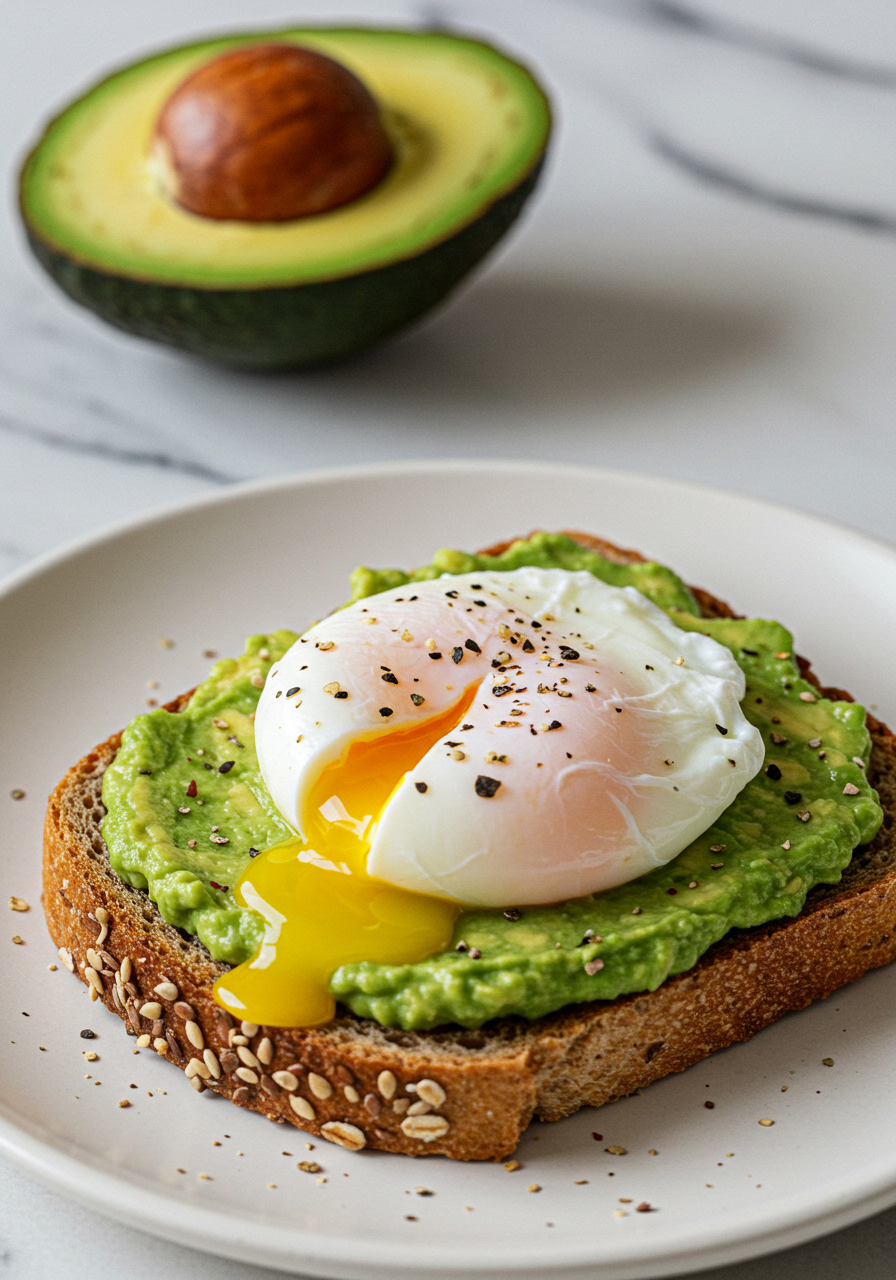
[215,568,763,1025]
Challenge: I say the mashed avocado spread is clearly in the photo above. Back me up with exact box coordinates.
[102,533,882,1030]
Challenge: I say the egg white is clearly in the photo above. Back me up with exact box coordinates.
[255,568,764,906]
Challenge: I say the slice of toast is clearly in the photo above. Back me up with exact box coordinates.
[42,533,896,1162]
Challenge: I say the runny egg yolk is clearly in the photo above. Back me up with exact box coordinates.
[213,690,475,1026]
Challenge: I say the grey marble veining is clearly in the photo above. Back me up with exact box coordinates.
[4,0,896,1275]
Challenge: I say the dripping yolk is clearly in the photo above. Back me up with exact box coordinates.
[214,690,474,1026]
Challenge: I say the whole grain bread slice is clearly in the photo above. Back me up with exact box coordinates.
[42,532,896,1161]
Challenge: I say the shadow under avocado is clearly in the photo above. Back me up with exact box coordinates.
[297,273,781,414]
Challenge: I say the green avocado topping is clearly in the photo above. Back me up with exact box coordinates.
[102,533,882,1029]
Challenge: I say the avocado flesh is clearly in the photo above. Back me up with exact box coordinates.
[19,28,550,368]
[102,534,882,1031]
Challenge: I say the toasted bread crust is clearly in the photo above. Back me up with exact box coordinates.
[41,535,896,1161]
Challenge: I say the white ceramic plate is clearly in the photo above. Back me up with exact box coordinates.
[3,461,896,1280]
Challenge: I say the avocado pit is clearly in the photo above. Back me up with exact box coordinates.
[153,42,394,222]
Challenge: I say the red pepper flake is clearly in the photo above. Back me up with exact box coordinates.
[592,1133,603,1142]
[186,780,197,798]
[475,775,501,798]
[666,887,678,896]
[704,1101,715,1109]
[209,882,229,892]
[636,1202,652,1213]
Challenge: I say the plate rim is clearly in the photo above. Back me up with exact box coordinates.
[4,458,896,1277]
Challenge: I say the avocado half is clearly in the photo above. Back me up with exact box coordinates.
[19,28,551,369]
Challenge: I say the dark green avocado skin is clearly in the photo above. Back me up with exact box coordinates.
[25,162,543,370]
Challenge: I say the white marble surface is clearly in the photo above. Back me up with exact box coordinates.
[4,0,896,1274]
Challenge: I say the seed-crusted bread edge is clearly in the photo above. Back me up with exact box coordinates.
[41,532,896,1161]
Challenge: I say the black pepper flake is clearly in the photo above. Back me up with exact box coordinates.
[203,762,214,771]
[559,646,580,661]
[465,638,481,654]
[80,1029,97,1039]
[218,761,235,774]
[475,775,502,798]
[716,724,728,736]
[249,848,260,858]
[286,687,300,698]
[766,764,782,781]
[784,790,802,805]
[379,707,394,718]
[415,782,428,794]
[381,672,398,685]
[521,639,535,653]
[461,724,474,731]
[473,599,486,607]
[334,690,348,699]
[548,720,562,730]
[470,584,482,590]
[445,590,458,598]
[741,648,758,656]
[138,768,152,775]
[428,652,443,660]
[445,741,462,747]
[410,694,425,706]
[186,780,197,798]
[503,909,522,921]
[770,732,787,745]
[451,647,464,664]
